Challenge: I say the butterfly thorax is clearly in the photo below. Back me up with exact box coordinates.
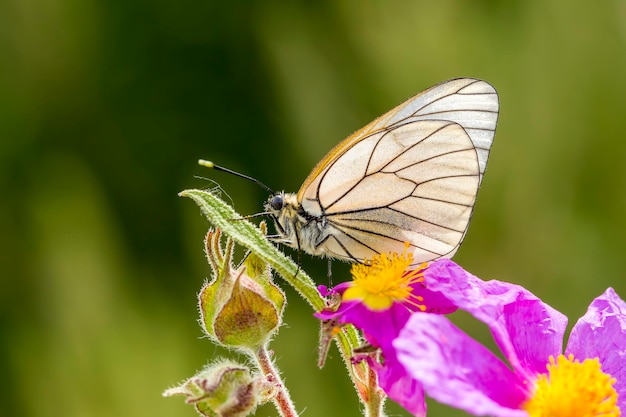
[264,192,331,257]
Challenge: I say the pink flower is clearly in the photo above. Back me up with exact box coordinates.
[393,260,625,417]
[315,248,459,416]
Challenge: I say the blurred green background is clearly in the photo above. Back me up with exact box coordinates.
[2,1,626,416]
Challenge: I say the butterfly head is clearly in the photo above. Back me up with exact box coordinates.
[266,193,286,212]
[264,192,308,250]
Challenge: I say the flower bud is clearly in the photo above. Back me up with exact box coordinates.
[163,360,275,417]
[200,229,285,351]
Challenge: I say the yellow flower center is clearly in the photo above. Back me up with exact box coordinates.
[343,243,427,311]
[524,354,620,417]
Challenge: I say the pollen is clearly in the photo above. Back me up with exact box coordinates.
[344,243,427,312]
[523,354,620,417]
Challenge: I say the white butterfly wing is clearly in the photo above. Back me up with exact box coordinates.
[357,78,498,181]
[301,120,480,264]
[297,78,499,264]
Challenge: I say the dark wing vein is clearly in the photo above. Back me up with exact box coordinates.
[322,172,479,218]
[329,220,445,257]
[329,204,468,235]
[376,123,459,173]
[327,234,369,262]
[322,122,462,212]
[410,79,483,115]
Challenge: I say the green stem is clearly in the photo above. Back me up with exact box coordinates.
[180,188,382,415]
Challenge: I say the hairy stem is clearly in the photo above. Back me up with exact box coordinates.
[254,345,298,417]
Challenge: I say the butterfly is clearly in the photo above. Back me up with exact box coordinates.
[208,78,499,267]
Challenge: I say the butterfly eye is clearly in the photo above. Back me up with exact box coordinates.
[269,195,284,211]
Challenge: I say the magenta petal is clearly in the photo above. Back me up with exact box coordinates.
[565,287,626,409]
[314,271,460,350]
[351,302,412,349]
[375,358,427,417]
[424,260,567,377]
[394,313,530,417]
[496,296,566,377]
[413,284,458,314]
[315,299,412,349]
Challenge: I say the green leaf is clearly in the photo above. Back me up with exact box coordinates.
[179,188,324,311]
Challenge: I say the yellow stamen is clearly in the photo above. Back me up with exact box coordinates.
[524,354,620,417]
[344,243,427,311]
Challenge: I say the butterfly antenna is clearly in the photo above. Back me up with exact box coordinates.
[199,160,275,194]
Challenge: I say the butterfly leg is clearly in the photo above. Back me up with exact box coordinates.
[327,258,333,286]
